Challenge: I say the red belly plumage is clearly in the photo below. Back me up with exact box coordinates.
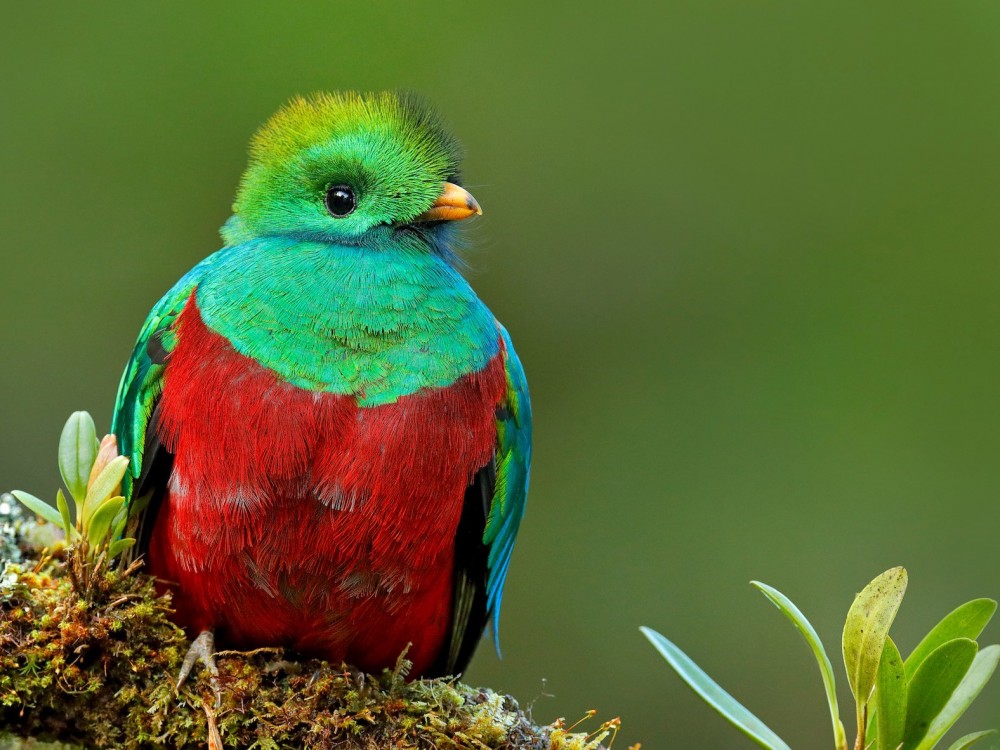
[150,299,506,675]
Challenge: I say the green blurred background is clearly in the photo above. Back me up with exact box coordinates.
[3,2,999,746]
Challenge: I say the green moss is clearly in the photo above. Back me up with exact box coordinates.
[1,518,616,750]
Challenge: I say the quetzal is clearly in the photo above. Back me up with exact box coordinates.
[110,91,531,681]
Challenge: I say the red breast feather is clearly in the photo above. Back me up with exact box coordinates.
[151,297,507,675]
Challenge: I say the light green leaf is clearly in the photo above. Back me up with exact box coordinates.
[58,411,98,505]
[640,626,792,750]
[903,638,978,749]
[87,495,126,550]
[55,489,78,541]
[874,637,906,750]
[8,490,63,527]
[843,566,908,729]
[82,456,129,526]
[915,645,1000,750]
[751,580,847,750]
[904,599,996,681]
[108,538,136,559]
[946,730,996,750]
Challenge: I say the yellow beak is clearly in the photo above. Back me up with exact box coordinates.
[415,182,483,222]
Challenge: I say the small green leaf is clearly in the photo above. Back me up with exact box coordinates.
[874,637,906,750]
[904,599,997,681]
[843,566,908,728]
[903,638,978,749]
[55,489,78,541]
[82,455,129,526]
[108,538,136,559]
[640,626,792,750]
[946,730,996,750]
[915,645,1000,750]
[58,411,98,505]
[8,490,63,527]
[110,508,128,543]
[751,580,847,750]
[87,495,126,550]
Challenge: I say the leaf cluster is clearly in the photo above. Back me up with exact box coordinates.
[5,412,136,597]
[643,567,998,750]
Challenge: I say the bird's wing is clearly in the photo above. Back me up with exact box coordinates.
[485,326,532,640]
[440,325,532,675]
[111,261,212,506]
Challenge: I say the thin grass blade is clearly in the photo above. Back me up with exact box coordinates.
[55,489,78,541]
[641,626,791,750]
[751,580,847,750]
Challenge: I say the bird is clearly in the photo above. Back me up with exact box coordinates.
[110,91,531,683]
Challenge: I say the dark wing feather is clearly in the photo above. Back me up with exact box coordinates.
[432,326,532,676]
[431,460,495,676]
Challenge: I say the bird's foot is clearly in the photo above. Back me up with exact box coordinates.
[177,629,221,708]
[343,664,365,688]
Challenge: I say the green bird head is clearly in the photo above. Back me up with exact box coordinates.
[223,91,481,246]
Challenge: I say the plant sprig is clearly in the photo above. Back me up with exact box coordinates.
[5,411,136,594]
[642,567,998,750]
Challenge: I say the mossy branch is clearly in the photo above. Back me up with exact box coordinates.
[0,502,617,750]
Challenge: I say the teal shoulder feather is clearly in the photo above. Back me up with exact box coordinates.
[485,325,532,649]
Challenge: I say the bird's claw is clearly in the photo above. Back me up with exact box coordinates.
[177,630,221,708]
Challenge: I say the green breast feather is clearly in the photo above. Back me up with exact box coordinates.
[196,234,499,405]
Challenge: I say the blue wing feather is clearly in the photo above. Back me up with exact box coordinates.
[484,325,532,651]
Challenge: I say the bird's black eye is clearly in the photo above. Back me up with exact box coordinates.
[324,185,356,217]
